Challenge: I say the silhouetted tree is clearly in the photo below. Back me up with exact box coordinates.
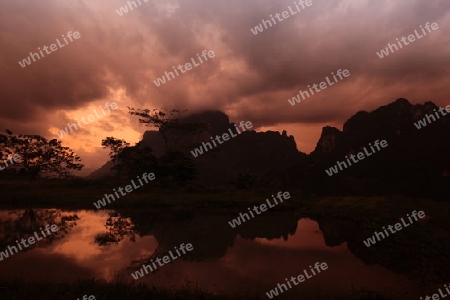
[0,130,84,179]
[127,107,208,186]
[157,151,196,186]
[117,143,158,178]
[101,137,130,174]
[128,107,208,152]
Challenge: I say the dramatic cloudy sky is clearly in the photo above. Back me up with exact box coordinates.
[1,0,449,175]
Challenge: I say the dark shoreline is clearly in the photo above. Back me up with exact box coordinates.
[0,278,391,300]
[1,178,449,297]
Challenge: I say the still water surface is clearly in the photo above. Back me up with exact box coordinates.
[0,209,432,298]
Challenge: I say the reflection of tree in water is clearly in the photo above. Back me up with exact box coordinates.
[0,208,79,249]
[94,211,135,246]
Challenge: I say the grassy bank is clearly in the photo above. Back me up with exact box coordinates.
[0,279,390,300]
[0,178,303,212]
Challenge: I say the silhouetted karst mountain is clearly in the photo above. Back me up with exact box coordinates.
[141,131,165,156]
[195,128,304,184]
[88,110,306,183]
[311,126,342,155]
[182,110,231,135]
[175,111,306,184]
[306,98,450,198]
[139,110,231,157]
[88,100,450,199]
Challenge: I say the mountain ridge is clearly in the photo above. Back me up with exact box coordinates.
[88,98,450,198]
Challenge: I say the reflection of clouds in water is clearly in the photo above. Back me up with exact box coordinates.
[47,210,158,281]
[0,249,97,281]
[0,209,159,281]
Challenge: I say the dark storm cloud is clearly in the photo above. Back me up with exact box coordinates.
[0,0,448,148]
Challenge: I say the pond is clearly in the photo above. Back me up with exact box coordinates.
[0,209,437,298]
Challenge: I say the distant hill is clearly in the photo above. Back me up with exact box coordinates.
[89,110,306,184]
[87,160,114,179]
[88,99,450,199]
[300,98,450,198]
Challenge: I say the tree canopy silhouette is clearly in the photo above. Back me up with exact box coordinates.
[128,107,208,153]
[0,130,84,179]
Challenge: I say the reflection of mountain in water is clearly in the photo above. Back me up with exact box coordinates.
[113,209,299,262]
[315,216,449,283]
[110,209,448,283]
